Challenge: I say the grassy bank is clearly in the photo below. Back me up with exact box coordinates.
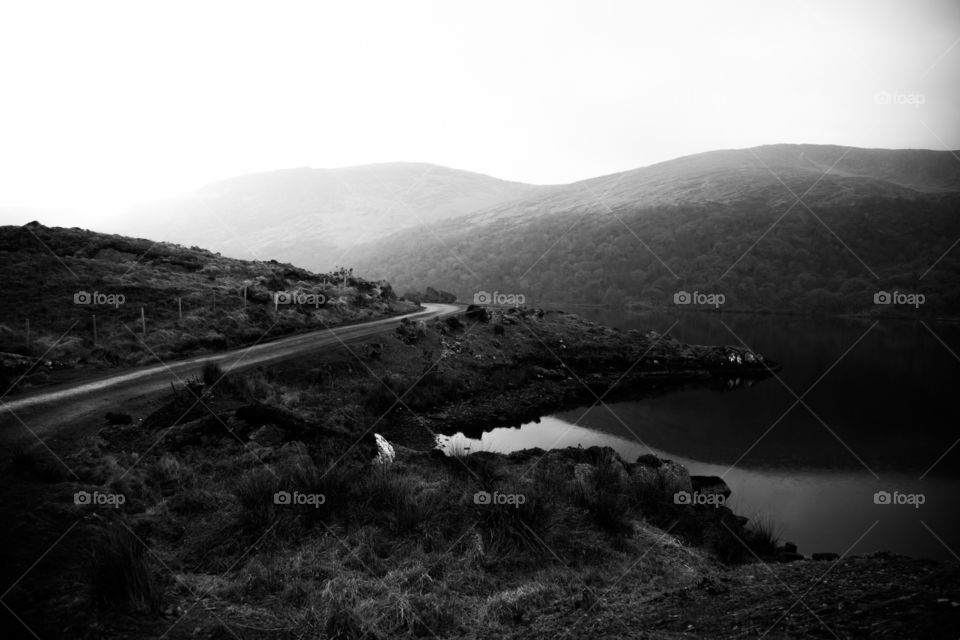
[2,306,957,639]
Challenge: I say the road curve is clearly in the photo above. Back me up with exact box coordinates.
[0,303,461,446]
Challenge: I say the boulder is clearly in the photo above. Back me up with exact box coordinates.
[776,551,805,563]
[691,475,732,499]
[635,454,662,468]
[628,458,692,498]
[373,433,396,464]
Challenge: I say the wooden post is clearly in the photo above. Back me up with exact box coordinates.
[242,286,247,308]
[212,290,216,314]
[141,307,146,335]
[178,297,182,322]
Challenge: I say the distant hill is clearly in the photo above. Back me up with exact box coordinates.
[350,144,960,315]
[0,223,411,389]
[104,163,549,272]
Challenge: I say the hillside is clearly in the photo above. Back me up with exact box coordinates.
[103,163,549,272]
[0,223,412,392]
[351,144,960,315]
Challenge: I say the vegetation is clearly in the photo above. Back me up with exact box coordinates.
[356,192,960,316]
[0,223,411,392]
[0,306,792,638]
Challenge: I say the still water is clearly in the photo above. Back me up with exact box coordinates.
[440,310,960,561]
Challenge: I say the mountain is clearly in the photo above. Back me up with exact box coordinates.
[349,144,960,314]
[105,163,549,272]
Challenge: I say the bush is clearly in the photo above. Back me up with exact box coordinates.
[575,450,632,535]
[281,457,360,528]
[86,524,160,612]
[233,467,282,532]
[444,450,503,491]
[104,411,133,425]
[475,482,554,556]
[362,466,432,535]
[201,360,224,387]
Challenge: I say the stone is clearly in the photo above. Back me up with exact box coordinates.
[691,475,732,499]
[373,433,395,464]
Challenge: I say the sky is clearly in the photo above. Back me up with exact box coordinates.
[0,0,958,227]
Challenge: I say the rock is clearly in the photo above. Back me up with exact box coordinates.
[658,459,693,496]
[373,433,395,464]
[691,475,732,499]
[628,458,692,498]
[635,454,662,468]
[776,552,805,563]
[813,552,840,561]
[782,541,798,554]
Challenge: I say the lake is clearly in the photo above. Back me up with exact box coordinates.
[439,310,960,561]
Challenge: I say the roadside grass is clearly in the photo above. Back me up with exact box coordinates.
[85,522,162,613]
[10,309,792,637]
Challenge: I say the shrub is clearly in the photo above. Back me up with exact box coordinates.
[575,450,632,535]
[280,457,360,528]
[201,360,224,387]
[362,466,432,535]
[475,482,554,556]
[86,524,161,612]
[104,411,133,425]
[233,467,282,532]
[444,450,503,491]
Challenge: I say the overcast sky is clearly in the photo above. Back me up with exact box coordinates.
[1,0,958,227]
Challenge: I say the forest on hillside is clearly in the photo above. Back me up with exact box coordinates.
[358,193,960,315]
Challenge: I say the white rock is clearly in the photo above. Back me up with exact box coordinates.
[373,433,395,465]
